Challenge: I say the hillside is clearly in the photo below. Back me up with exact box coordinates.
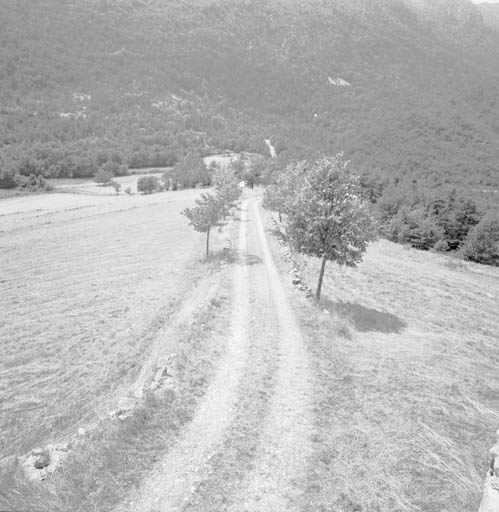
[477,2,499,29]
[1,0,499,187]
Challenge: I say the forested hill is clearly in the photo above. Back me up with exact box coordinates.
[477,2,499,30]
[1,0,499,187]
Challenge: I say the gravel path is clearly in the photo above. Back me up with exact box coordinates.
[117,196,314,511]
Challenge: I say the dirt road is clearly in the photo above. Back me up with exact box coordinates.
[118,197,315,511]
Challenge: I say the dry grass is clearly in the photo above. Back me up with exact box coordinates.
[0,188,209,457]
[0,267,233,512]
[50,173,165,196]
[265,211,499,512]
[0,188,236,511]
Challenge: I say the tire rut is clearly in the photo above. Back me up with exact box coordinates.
[184,201,282,511]
[116,201,251,512]
[117,196,315,512]
[230,199,315,512]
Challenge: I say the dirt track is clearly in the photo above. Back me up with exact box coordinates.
[118,197,315,511]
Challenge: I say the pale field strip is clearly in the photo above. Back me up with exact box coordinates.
[0,189,203,456]
[0,189,170,234]
[50,173,165,196]
[295,238,499,505]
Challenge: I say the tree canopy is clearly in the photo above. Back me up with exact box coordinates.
[182,193,223,258]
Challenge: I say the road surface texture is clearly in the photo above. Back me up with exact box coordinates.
[117,197,316,512]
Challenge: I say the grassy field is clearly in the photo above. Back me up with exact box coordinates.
[262,207,499,511]
[286,237,499,511]
[48,172,165,195]
[0,188,209,457]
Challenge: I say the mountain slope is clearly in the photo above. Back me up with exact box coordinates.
[477,2,499,30]
[0,0,499,186]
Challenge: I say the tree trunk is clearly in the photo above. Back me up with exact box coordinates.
[316,254,327,300]
[278,211,282,223]
[206,227,210,259]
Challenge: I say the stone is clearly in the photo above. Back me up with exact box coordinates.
[77,427,86,436]
[34,452,50,469]
[292,278,301,285]
[31,447,44,457]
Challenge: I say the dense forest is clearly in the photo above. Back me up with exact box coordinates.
[1,0,499,185]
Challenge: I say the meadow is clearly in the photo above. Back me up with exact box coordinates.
[288,237,499,511]
[0,187,204,457]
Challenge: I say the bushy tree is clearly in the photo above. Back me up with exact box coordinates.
[213,166,241,217]
[286,155,376,299]
[461,213,499,266]
[137,175,160,194]
[103,160,120,176]
[94,168,113,185]
[433,192,481,250]
[171,155,211,189]
[182,193,223,258]
[262,161,307,222]
[386,206,443,250]
[110,180,121,195]
[0,170,17,189]
[14,173,51,191]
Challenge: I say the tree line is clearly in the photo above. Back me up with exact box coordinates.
[262,156,499,269]
[182,167,242,258]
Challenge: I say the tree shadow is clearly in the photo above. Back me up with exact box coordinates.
[207,248,262,266]
[321,297,407,334]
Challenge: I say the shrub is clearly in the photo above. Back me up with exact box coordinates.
[110,180,121,195]
[433,239,449,252]
[0,170,17,189]
[103,161,120,176]
[124,186,132,195]
[137,175,160,194]
[460,213,499,266]
[94,168,113,185]
[14,173,51,191]
[171,155,211,189]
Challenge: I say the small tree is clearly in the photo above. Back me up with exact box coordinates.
[262,161,307,222]
[110,180,121,195]
[213,167,241,218]
[287,155,376,299]
[137,175,160,194]
[94,168,113,186]
[182,193,223,258]
[263,183,286,222]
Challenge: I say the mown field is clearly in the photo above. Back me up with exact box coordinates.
[47,170,169,195]
[285,234,499,511]
[0,188,205,456]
